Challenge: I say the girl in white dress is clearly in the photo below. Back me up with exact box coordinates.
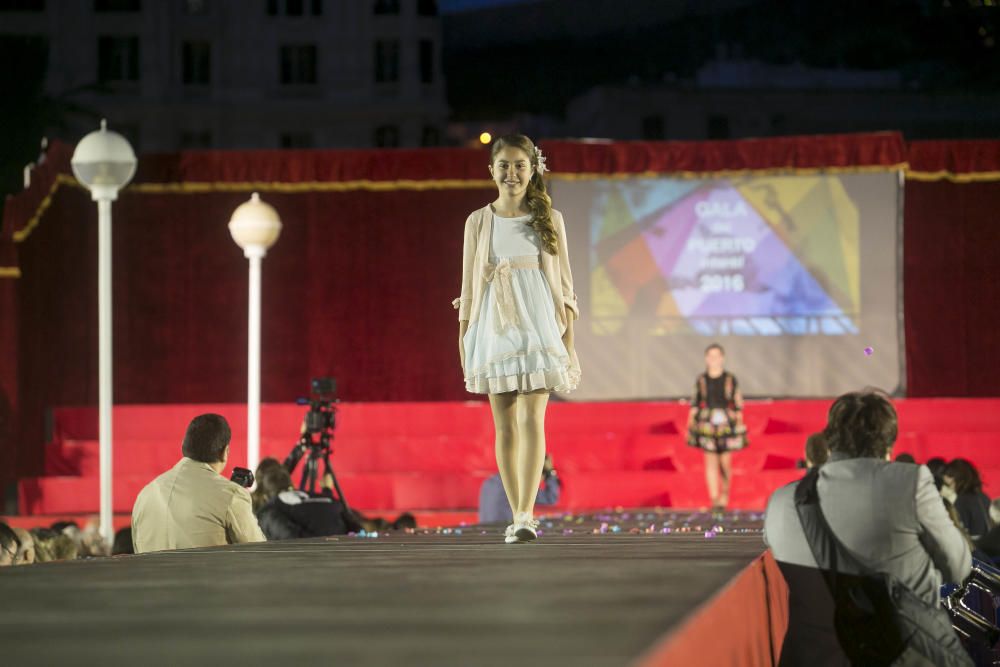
[454,134,580,544]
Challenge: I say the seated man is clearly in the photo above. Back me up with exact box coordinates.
[479,454,561,524]
[131,413,265,553]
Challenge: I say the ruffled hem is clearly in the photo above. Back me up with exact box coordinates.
[465,348,581,394]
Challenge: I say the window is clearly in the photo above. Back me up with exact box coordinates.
[179,130,211,149]
[98,36,140,82]
[0,0,46,10]
[183,0,209,14]
[268,0,319,15]
[182,41,210,84]
[373,0,398,14]
[374,125,399,147]
[641,115,664,140]
[374,40,399,83]
[94,0,140,10]
[417,0,437,15]
[419,39,433,84]
[280,132,313,149]
[421,125,440,147]
[707,114,730,139]
[280,44,317,84]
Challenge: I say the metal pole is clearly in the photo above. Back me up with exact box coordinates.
[97,197,114,547]
[246,248,264,473]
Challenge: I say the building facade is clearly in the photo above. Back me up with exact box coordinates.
[1,0,449,151]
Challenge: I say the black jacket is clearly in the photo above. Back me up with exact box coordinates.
[256,490,348,540]
[954,490,992,539]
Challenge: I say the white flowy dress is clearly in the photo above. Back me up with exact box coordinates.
[463,213,579,394]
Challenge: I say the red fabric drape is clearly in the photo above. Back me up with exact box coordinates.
[903,179,1000,395]
[908,139,1000,175]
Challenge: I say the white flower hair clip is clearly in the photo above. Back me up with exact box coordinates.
[534,146,548,175]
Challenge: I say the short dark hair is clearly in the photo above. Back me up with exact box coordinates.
[926,457,947,490]
[805,432,829,467]
[894,453,916,464]
[705,343,725,355]
[823,389,898,459]
[181,414,231,463]
[944,458,983,495]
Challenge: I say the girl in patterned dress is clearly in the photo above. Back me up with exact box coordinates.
[686,343,748,513]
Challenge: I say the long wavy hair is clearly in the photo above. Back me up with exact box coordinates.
[490,134,557,255]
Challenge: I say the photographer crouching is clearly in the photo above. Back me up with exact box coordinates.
[253,459,349,539]
[252,458,416,539]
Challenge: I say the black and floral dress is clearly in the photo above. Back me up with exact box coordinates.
[686,371,748,453]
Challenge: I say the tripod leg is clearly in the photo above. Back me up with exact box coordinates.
[323,453,350,512]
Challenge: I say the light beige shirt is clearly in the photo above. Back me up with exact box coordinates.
[454,205,579,333]
[131,457,266,554]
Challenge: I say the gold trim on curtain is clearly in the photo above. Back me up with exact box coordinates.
[14,161,1000,247]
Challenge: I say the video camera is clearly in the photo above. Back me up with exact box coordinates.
[299,377,337,435]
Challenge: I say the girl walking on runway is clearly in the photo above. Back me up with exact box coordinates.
[454,134,580,544]
[686,344,748,515]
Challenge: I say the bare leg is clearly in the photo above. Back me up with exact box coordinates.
[703,451,720,507]
[717,451,732,508]
[515,390,550,517]
[489,392,519,520]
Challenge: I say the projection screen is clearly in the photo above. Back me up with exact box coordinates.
[551,171,904,400]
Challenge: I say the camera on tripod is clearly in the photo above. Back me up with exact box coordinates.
[301,377,337,435]
[282,377,349,508]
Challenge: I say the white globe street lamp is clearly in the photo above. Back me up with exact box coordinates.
[228,193,282,475]
[70,119,137,547]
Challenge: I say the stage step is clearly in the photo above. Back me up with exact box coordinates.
[15,400,1000,518]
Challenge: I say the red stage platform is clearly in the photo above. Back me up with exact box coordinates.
[12,399,1000,521]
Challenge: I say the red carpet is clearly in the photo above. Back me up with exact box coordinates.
[15,399,1000,518]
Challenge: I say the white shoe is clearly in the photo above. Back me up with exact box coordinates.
[512,513,539,543]
[504,523,518,544]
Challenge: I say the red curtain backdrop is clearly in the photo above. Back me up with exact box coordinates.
[3,132,999,485]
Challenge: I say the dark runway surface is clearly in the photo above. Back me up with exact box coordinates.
[0,511,766,667]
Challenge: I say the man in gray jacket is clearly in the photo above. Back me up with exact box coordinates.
[765,390,970,664]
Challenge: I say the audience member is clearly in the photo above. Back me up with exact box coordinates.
[803,432,829,469]
[11,527,35,565]
[926,457,947,491]
[31,527,79,562]
[0,521,19,567]
[254,461,349,540]
[895,452,916,464]
[479,454,561,524]
[112,527,134,556]
[944,458,993,539]
[253,458,414,537]
[764,389,971,664]
[131,413,266,553]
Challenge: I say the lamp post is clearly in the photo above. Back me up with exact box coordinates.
[228,193,282,474]
[70,120,137,547]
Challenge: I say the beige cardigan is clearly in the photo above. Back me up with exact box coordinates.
[453,204,579,334]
